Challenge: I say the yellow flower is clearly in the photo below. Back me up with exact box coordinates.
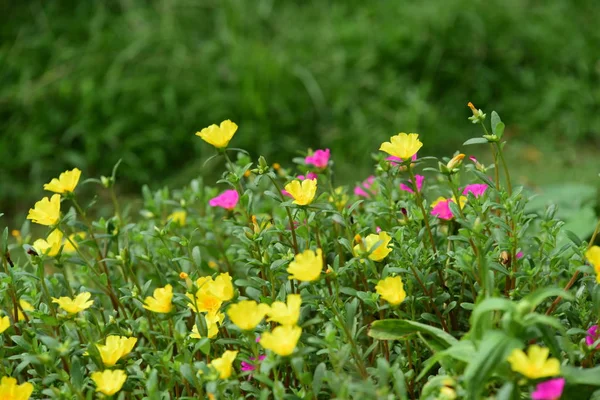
[17,300,34,321]
[0,376,34,400]
[62,232,85,254]
[96,336,138,367]
[353,231,393,261]
[143,284,173,313]
[227,300,269,330]
[195,120,238,149]
[91,369,127,396]
[187,291,222,315]
[260,325,302,356]
[284,179,317,206]
[211,273,234,301]
[586,246,600,283]
[210,350,238,379]
[168,210,187,226]
[52,292,94,314]
[375,276,407,305]
[27,194,61,226]
[379,133,423,160]
[43,168,81,194]
[287,249,323,282]
[32,229,63,257]
[191,312,224,339]
[0,316,10,334]
[267,294,301,326]
[507,345,560,379]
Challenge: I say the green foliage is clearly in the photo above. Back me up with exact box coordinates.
[1,106,600,398]
[2,0,600,212]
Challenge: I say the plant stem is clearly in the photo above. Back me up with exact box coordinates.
[408,167,436,253]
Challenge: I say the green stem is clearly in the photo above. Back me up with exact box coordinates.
[495,143,513,196]
[267,174,299,254]
[408,167,437,253]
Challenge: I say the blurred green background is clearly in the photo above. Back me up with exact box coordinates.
[2,0,599,224]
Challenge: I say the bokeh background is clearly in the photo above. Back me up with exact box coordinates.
[2,0,599,233]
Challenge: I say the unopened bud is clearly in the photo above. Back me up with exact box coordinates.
[446,153,465,170]
[244,170,252,178]
[258,156,269,174]
[500,251,510,265]
[273,163,281,171]
[179,272,189,280]
[354,234,362,244]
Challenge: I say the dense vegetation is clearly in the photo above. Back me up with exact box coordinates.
[1,106,600,399]
[2,0,599,212]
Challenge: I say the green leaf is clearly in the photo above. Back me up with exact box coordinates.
[491,111,505,138]
[470,298,516,339]
[562,365,600,386]
[463,138,489,146]
[464,331,521,398]
[312,363,326,395]
[368,319,458,349]
[521,287,573,311]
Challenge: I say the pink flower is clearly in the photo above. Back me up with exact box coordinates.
[431,199,454,220]
[586,325,600,347]
[469,156,478,164]
[516,251,524,259]
[209,189,239,210]
[241,354,266,379]
[298,172,318,181]
[531,378,565,400]
[400,175,424,194]
[462,184,488,198]
[305,149,330,169]
[376,226,382,233]
[354,176,376,198]
[387,153,418,166]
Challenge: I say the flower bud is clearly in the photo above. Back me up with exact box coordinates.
[179,272,189,280]
[446,154,465,170]
[258,156,269,174]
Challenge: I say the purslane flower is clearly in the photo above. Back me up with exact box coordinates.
[431,196,467,220]
[260,325,302,356]
[462,184,488,198]
[27,194,61,226]
[195,120,238,149]
[209,189,239,210]
[191,312,225,339]
[52,292,94,314]
[287,249,323,282]
[210,350,238,379]
[227,300,270,330]
[399,175,424,194]
[33,229,63,257]
[0,316,10,334]
[143,284,173,313]
[585,246,600,283]
[507,345,560,379]
[375,276,407,305]
[531,378,565,400]
[96,336,137,367]
[267,294,301,326]
[284,179,317,206]
[0,376,34,400]
[305,149,330,169]
[353,231,392,261]
[586,325,600,348]
[43,168,81,194]
[168,210,187,226]
[91,370,127,396]
[379,133,423,160]
[354,176,377,198]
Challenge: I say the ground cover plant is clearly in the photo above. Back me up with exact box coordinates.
[1,104,600,399]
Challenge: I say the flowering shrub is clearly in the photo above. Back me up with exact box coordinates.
[1,104,600,399]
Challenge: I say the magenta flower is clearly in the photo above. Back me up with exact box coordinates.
[531,378,565,400]
[241,355,266,379]
[431,199,454,220]
[298,172,318,181]
[586,325,600,347]
[376,226,382,233]
[462,184,488,198]
[516,251,524,259]
[354,176,376,198]
[400,175,424,194]
[209,189,239,210]
[387,153,418,166]
[469,156,478,164]
[305,149,330,169]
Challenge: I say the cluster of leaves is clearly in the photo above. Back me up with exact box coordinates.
[1,106,600,399]
[2,0,600,211]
